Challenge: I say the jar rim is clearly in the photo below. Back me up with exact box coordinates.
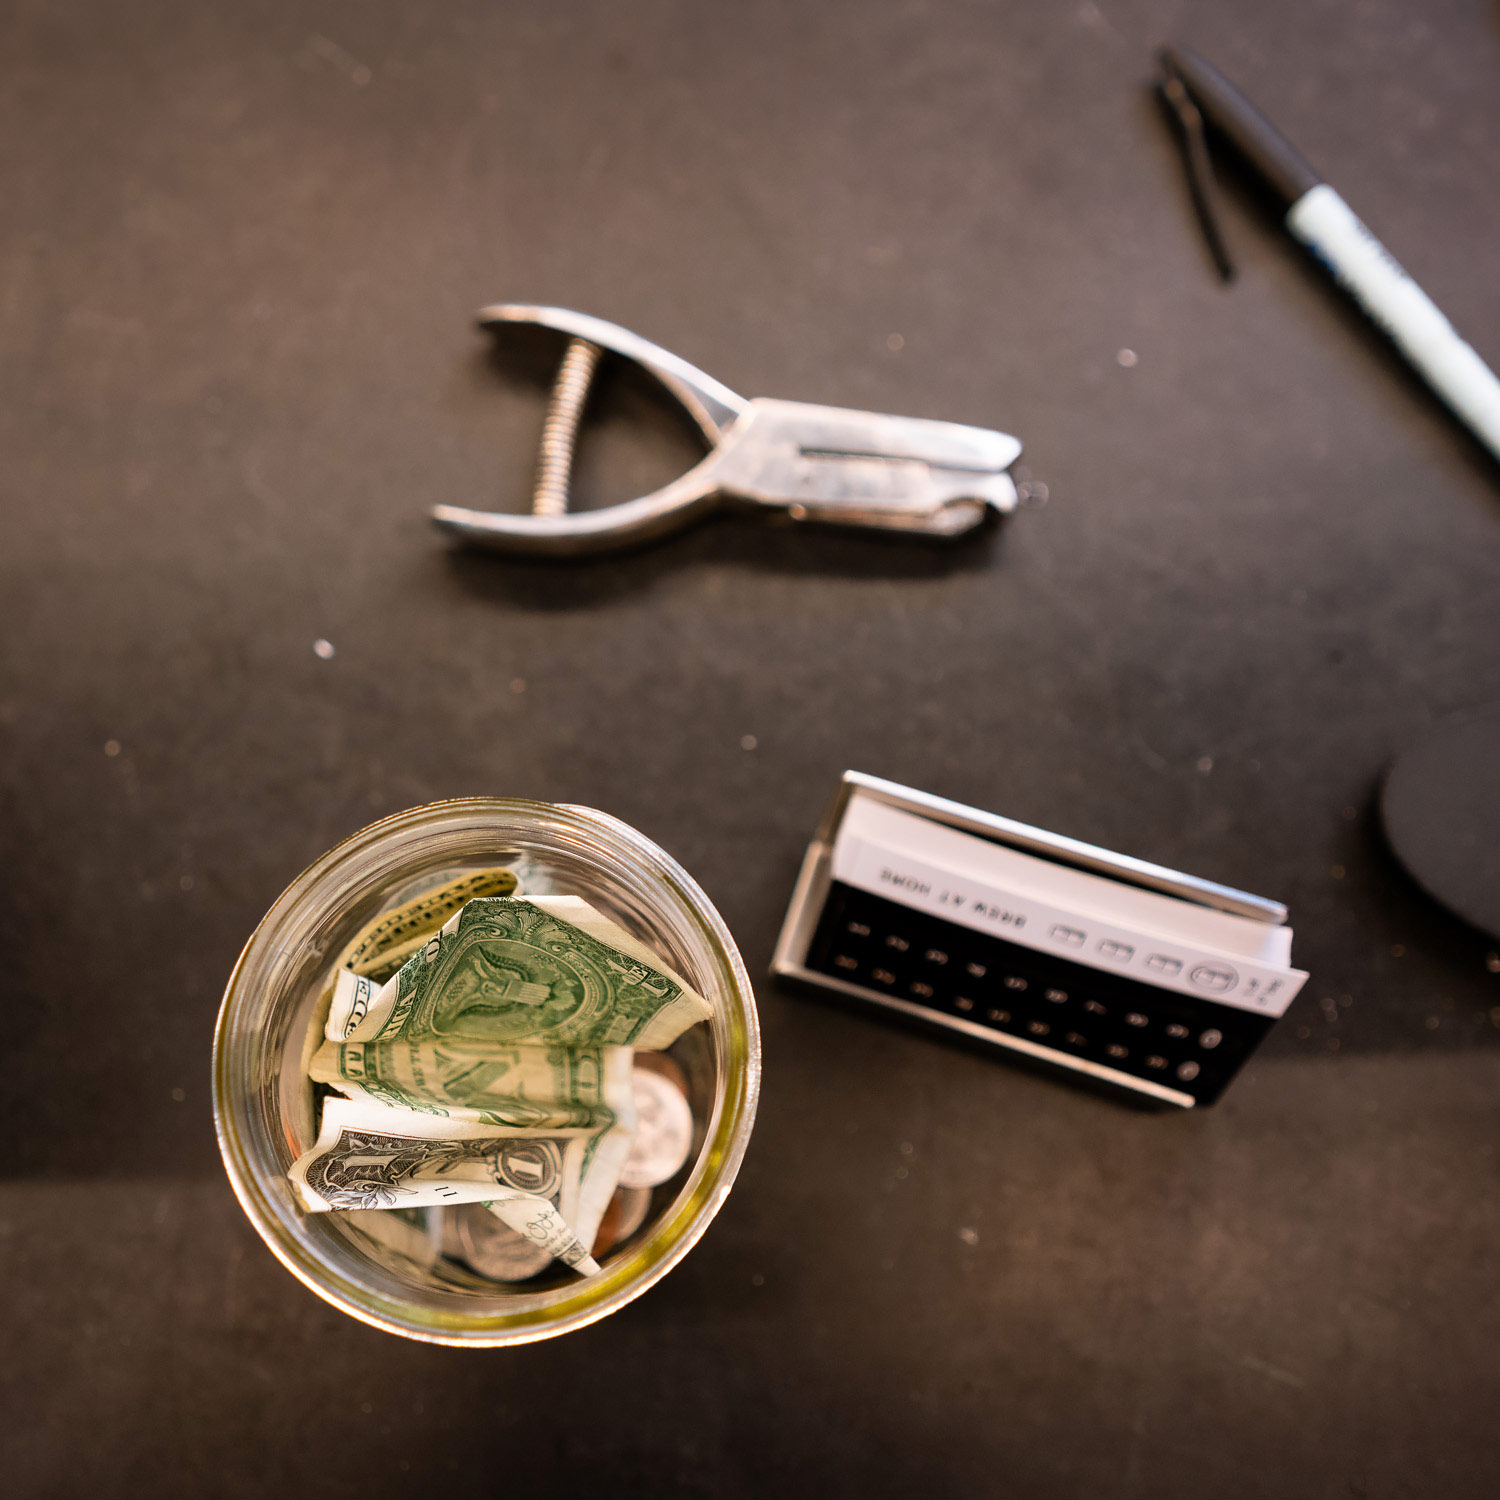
[212,797,761,1345]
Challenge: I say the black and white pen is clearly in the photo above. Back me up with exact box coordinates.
[1162,44,1500,465]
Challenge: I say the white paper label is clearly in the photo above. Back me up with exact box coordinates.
[832,805,1306,1018]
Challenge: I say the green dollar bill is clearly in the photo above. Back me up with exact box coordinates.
[300,894,706,1274]
[334,870,522,984]
[333,866,521,981]
[308,1032,631,1131]
[289,1097,628,1270]
[331,895,712,1052]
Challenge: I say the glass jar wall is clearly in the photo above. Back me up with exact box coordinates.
[212,799,760,1346]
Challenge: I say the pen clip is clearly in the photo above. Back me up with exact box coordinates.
[1156,51,1237,284]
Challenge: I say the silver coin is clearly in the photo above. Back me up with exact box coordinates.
[454,1203,555,1282]
[620,1067,695,1189]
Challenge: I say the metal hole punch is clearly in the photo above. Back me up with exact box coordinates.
[432,305,1027,557]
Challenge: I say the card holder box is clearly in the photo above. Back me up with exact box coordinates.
[772,773,1308,1107]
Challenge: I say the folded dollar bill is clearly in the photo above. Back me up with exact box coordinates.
[301,892,710,1279]
[289,1097,629,1273]
[325,894,712,1051]
[333,866,521,983]
[309,1028,632,1131]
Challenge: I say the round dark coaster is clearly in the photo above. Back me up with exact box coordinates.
[1381,707,1500,941]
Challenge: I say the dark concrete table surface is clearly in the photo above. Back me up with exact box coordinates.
[3,2,1498,1496]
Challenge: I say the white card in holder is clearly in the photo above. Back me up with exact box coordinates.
[772,772,1307,1107]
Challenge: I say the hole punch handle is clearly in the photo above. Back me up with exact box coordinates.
[435,306,753,554]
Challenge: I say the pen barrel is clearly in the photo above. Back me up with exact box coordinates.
[1286,185,1500,462]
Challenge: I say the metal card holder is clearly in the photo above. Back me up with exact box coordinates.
[772,773,1306,1107]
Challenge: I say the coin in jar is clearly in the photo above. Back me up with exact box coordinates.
[619,1065,695,1189]
[454,1203,555,1281]
[435,1205,466,1261]
[634,1049,690,1094]
[592,1185,653,1257]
